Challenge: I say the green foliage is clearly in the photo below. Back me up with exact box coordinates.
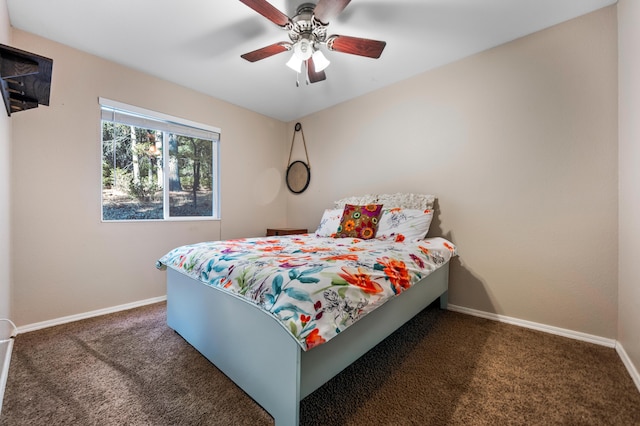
[128,178,160,202]
[113,168,132,193]
[102,160,113,188]
[175,135,213,190]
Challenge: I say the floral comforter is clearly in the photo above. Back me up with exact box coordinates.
[156,234,456,351]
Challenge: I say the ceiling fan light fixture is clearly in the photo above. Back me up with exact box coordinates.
[239,0,386,84]
[312,50,330,72]
[293,38,313,60]
[286,53,303,72]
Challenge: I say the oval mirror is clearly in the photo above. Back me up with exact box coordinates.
[286,160,310,194]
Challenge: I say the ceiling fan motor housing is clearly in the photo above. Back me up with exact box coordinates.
[289,3,328,50]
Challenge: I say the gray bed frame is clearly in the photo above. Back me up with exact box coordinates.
[166,260,449,425]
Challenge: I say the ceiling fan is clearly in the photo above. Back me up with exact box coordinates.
[239,0,387,85]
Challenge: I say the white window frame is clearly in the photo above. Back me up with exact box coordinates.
[99,97,221,222]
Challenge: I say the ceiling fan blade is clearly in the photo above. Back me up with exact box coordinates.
[241,42,290,62]
[307,58,326,83]
[238,0,291,28]
[327,35,386,59]
[313,0,351,24]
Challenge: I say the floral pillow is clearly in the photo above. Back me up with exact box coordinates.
[376,208,434,242]
[315,208,343,237]
[334,204,384,240]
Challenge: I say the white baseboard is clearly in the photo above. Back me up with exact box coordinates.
[16,295,167,334]
[449,304,640,394]
[447,304,617,348]
[616,342,640,393]
[9,297,640,394]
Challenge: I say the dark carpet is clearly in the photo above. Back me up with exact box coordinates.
[1,302,639,425]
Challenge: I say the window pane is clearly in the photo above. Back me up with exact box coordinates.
[102,122,164,220]
[100,98,220,222]
[168,134,215,217]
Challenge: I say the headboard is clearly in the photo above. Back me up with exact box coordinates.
[333,193,435,210]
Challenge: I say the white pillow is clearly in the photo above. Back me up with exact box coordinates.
[376,208,434,241]
[315,208,343,237]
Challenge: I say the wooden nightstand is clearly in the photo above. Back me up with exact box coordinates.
[266,228,308,237]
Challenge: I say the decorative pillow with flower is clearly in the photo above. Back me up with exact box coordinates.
[376,208,434,242]
[334,204,384,240]
[315,208,343,237]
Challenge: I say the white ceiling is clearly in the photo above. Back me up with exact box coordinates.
[6,0,616,122]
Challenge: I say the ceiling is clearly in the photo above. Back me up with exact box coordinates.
[6,0,616,122]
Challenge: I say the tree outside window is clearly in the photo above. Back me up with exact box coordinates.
[100,99,220,221]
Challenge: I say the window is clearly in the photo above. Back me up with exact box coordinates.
[100,98,220,221]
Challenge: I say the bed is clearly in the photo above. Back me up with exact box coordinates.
[156,193,456,425]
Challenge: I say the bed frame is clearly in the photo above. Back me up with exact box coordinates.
[166,260,450,426]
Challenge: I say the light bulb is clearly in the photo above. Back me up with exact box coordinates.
[312,50,330,72]
[286,54,303,73]
[293,38,313,61]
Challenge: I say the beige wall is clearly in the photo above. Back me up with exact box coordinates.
[618,0,640,380]
[287,7,618,339]
[10,30,288,326]
[0,0,11,320]
[6,3,628,369]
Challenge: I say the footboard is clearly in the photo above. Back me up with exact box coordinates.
[167,268,303,425]
[166,261,449,426]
